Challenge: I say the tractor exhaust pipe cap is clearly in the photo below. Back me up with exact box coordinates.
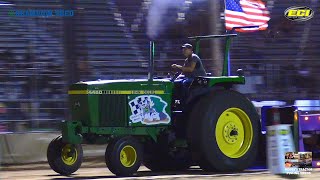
[237,68,244,77]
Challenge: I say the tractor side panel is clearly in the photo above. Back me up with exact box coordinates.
[69,94,90,126]
[69,83,90,126]
[127,94,172,127]
[69,80,174,128]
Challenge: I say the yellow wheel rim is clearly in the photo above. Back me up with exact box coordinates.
[61,144,78,165]
[120,145,137,168]
[215,108,253,158]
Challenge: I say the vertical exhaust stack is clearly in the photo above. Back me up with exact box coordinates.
[148,41,155,81]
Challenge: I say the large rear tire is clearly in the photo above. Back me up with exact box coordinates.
[187,89,260,172]
[47,135,83,175]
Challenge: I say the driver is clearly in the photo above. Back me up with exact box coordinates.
[171,43,206,98]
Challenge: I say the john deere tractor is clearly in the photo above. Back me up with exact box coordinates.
[47,32,261,176]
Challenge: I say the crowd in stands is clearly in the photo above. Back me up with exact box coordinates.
[0,0,319,132]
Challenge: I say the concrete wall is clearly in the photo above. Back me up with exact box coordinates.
[0,133,106,164]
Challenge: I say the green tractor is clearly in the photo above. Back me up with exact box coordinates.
[47,33,261,176]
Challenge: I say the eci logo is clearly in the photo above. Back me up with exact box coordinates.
[284,6,314,21]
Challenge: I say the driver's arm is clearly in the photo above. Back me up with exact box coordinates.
[176,61,196,73]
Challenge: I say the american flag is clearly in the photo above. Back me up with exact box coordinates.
[225,0,270,32]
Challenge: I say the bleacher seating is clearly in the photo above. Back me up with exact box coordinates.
[74,0,144,80]
[0,0,319,131]
[0,1,66,124]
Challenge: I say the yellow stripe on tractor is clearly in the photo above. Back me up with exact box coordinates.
[68,90,165,95]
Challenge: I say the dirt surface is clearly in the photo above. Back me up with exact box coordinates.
[0,166,319,180]
[0,156,106,171]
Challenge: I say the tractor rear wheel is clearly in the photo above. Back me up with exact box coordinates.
[187,89,260,172]
[47,135,83,175]
[105,136,142,176]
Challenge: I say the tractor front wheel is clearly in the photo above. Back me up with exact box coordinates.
[105,136,142,176]
[47,135,83,175]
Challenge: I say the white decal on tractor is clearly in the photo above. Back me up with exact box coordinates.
[129,95,170,125]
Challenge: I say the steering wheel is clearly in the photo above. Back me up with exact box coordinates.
[170,72,181,82]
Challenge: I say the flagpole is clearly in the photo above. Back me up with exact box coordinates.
[209,0,222,76]
[226,26,259,77]
[224,0,231,76]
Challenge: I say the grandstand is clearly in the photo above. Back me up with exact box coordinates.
[0,0,319,132]
[0,0,66,131]
[75,0,146,80]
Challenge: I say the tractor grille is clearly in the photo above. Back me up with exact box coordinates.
[99,95,127,127]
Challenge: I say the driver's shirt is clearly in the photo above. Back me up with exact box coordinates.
[183,53,206,78]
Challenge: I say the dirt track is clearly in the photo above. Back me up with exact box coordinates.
[1,166,319,180]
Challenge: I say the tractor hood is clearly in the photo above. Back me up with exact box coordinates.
[67,78,174,128]
[68,78,174,95]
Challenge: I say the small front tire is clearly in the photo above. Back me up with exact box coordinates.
[105,136,142,176]
[47,135,83,176]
